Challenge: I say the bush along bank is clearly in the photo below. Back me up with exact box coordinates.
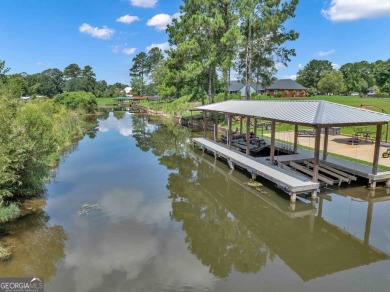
[0,92,95,224]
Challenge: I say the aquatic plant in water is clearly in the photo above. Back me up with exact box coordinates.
[77,203,101,216]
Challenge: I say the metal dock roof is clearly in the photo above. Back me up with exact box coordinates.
[197,100,390,126]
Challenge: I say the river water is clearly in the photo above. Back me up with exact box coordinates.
[1,111,390,292]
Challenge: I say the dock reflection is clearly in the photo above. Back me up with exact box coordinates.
[169,148,390,281]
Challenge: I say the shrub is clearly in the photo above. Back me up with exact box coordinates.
[0,92,84,214]
[0,202,20,223]
[54,91,97,113]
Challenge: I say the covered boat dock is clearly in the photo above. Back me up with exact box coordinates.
[194,100,390,202]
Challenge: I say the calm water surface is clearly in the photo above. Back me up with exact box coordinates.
[1,111,390,292]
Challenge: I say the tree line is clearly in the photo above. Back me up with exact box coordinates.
[129,0,300,103]
[296,59,390,96]
[0,60,127,99]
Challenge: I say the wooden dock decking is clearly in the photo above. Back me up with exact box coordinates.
[193,138,319,201]
[258,138,390,184]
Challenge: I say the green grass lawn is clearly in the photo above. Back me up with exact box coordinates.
[96,97,116,105]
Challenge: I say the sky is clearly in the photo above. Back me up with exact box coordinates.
[0,0,389,85]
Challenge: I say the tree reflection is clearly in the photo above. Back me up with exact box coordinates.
[0,209,67,280]
[113,111,126,120]
[131,115,270,278]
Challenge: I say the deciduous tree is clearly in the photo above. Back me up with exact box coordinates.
[296,60,333,90]
[317,71,346,95]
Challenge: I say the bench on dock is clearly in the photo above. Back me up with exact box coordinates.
[303,161,350,186]
[297,129,315,137]
[289,161,335,185]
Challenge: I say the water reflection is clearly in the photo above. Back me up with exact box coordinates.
[98,112,134,137]
[0,209,67,280]
[129,115,390,282]
[2,112,390,291]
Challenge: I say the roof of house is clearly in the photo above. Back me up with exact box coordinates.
[228,80,245,92]
[264,79,307,90]
[228,80,256,92]
[229,79,306,92]
[196,100,390,126]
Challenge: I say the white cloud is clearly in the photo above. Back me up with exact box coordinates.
[123,48,137,55]
[321,0,390,22]
[146,42,170,52]
[275,62,286,71]
[332,63,340,70]
[130,0,157,8]
[318,49,335,57]
[147,13,173,31]
[297,63,303,69]
[110,45,121,54]
[116,15,140,24]
[281,75,297,80]
[79,23,114,40]
[36,61,52,66]
[171,12,182,20]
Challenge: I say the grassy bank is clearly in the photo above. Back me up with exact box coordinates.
[0,92,93,223]
[131,95,390,140]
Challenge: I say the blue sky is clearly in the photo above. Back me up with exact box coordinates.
[0,0,389,85]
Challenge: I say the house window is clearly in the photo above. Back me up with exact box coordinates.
[274,90,278,96]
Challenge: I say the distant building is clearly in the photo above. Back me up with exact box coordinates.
[124,87,132,96]
[258,79,307,97]
[228,80,256,96]
[228,79,307,97]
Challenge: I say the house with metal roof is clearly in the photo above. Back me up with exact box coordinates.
[258,79,307,97]
[228,80,256,96]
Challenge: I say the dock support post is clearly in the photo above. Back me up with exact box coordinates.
[254,118,257,137]
[294,125,298,153]
[251,172,257,180]
[372,124,382,176]
[386,179,390,188]
[228,114,232,149]
[323,127,329,161]
[246,117,250,155]
[311,190,318,200]
[290,192,297,203]
[202,111,207,138]
[312,127,321,183]
[227,159,234,170]
[213,113,218,142]
[270,121,276,165]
